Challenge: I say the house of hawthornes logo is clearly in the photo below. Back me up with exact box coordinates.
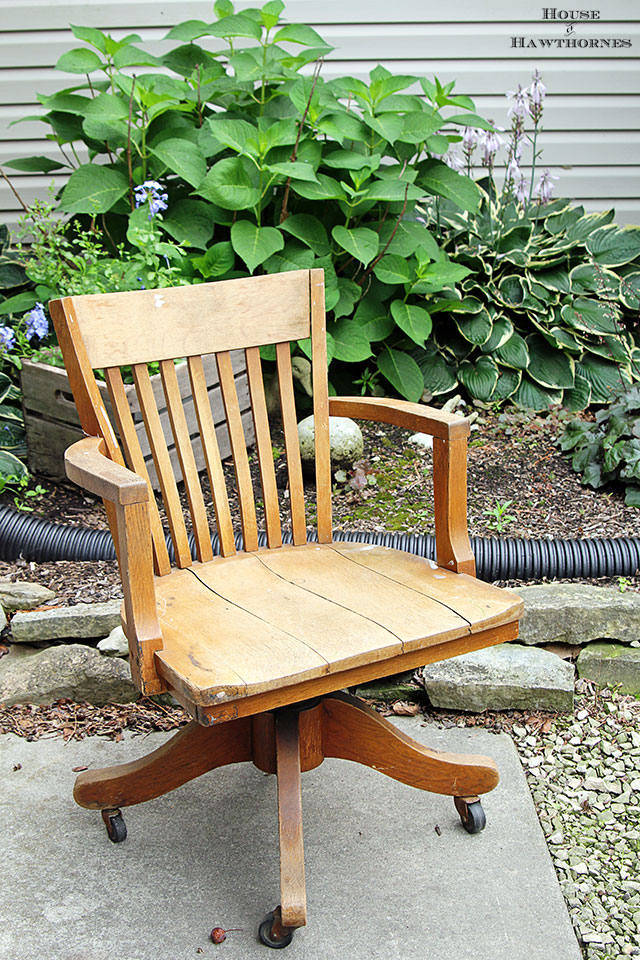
[511,9,632,48]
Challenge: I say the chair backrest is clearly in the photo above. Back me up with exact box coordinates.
[50,269,332,577]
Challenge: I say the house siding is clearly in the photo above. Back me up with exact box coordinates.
[0,0,638,231]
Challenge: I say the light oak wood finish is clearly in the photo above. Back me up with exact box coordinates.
[54,271,524,945]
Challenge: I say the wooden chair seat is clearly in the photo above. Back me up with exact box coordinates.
[153,541,523,714]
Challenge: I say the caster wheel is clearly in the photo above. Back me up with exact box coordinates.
[454,796,486,834]
[101,808,127,843]
[258,909,294,949]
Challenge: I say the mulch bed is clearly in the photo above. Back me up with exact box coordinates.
[0,404,637,604]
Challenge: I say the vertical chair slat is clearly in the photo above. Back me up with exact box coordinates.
[245,347,282,549]
[276,342,307,546]
[160,359,213,564]
[132,363,192,568]
[216,350,259,553]
[310,269,332,543]
[105,367,172,577]
[187,356,236,558]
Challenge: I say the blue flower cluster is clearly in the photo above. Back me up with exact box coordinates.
[134,180,168,219]
[0,326,15,352]
[26,302,49,341]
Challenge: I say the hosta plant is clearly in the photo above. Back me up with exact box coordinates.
[560,385,640,506]
[5,0,493,401]
[416,69,640,411]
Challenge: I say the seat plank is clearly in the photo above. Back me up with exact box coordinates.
[256,544,470,652]
[154,567,330,705]
[188,553,404,668]
[331,542,524,632]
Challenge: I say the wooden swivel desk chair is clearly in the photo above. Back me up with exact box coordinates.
[51,268,523,949]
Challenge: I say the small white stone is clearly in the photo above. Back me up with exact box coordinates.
[407,432,433,452]
[298,415,363,469]
[97,626,129,658]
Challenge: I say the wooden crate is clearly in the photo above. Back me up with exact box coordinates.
[20,352,254,491]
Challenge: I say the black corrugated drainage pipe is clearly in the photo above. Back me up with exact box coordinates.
[0,504,639,582]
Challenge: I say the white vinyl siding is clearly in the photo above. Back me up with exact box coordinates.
[0,0,638,231]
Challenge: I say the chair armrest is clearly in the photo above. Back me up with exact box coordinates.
[328,396,476,576]
[328,396,470,440]
[64,436,166,695]
[64,436,148,505]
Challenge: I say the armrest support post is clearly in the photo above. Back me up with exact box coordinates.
[433,437,476,576]
[65,436,167,695]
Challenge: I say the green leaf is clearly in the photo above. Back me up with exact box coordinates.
[207,117,257,154]
[373,254,412,286]
[495,332,530,370]
[418,160,480,213]
[377,348,424,401]
[290,174,346,201]
[363,112,405,144]
[492,369,522,402]
[160,199,215,250]
[561,298,621,336]
[4,156,67,173]
[586,225,640,266]
[381,220,440,259]
[454,308,492,345]
[56,47,104,74]
[330,319,372,362]
[275,23,327,46]
[390,301,432,347]
[481,316,513,353]
[333,278,361,319]
[0,450,28,479]
[267,161,318,182]
[317,112,368,144]
[458,356,499,401]
[565,209,615,243]
[280,215,329,256]
[165,19,211,41]
[263,243,315,274]
[412,346,457,396]
[323,150,376,171]
[331,226,379,267]
[0,292,37,316]
[209,14,263,39]
[534,266,572,294]
[561,374,592,412]
[514,377,562,411]
[230,221,284,274]
[151,138,206,188]
[497,275,525,307]
[526,333,575,389]
[113,45,160,69]
[569,264,620,298]
[261,0,285,29]
[624,485,640,507]
[192,242,235,279]
[214,0,234,16]
[70,24,108,52]
[365,179,423,202]
[354,297,394,341]
[161,43,215,77]
[59,164,128,215]
[398,111,442,144]
[577,356,631,404]
[446,112,494,131]
[0,260,26,287]
[198,157,260,210]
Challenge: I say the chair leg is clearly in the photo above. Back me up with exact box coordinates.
[74,717,253,811]
[321,692,499,798]
[275,709,307,929]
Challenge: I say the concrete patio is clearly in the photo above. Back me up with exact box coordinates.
[1,718,582,960]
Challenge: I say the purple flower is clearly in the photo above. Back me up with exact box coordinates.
[534,168,559,204]
[25,302,48,341]
[0,326,15,352]
[462,127,478,150]
[134,180,168,219]
[506,156,521,182]
[528,69,546,107]
[478,126,505,167]
[513,175,529,205]
[444,152,464,172]
[506,85,531,120]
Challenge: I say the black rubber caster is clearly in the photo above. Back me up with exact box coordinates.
[258,909,294,949]
[454,796,486,834]
[101,808,127,843]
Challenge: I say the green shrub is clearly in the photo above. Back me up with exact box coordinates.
[5,0,492,402]
[560,386,640,506]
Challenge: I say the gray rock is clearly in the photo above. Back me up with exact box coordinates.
[577,642,640,698]
[517,583,640,646]
[354,671,424,702]
[298,414,363,470]
[0,643,138,706]
[407,432,433,452]
[0,579,56,613]
[97,626,129,658]
[10,600,121,643]
[421,643,574,713]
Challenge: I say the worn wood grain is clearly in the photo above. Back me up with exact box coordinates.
[245,346,282,549]
[217,350,258,553]
[276,710,307,929]
[433,436,476,575]
[276,342,307,546]
[310,269,332,543]
[328,395,470,440]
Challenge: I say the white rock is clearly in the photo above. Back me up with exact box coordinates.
[407,432,433,452]
[298,415,363,470]
[97,626,129,658]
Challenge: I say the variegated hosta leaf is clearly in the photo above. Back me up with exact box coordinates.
[526,333,575,389]
[457,355,498,401]
[514,376,563,411]
[577,356,631,404]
